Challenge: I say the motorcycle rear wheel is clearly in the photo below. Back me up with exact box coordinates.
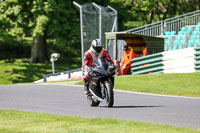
[104,81,114,107]
[87,95,100,107]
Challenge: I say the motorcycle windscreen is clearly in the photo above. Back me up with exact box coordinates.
[97,57,108,71]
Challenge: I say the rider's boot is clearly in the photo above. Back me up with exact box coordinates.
[84,82,89,95]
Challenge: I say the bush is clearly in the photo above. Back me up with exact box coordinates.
[0,37,82,66]
[0,39,31,60]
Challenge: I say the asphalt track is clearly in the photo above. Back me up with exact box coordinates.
[0,84,200,129]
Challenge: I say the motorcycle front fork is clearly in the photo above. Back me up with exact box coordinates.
[100,80,105,98]
[100,77,112,98]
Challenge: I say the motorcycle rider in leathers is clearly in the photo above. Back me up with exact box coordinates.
[82,39,114,95]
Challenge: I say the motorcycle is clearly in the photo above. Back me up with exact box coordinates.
[86,57,116,107]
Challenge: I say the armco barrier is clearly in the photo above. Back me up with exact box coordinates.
[43,68,82,82]
[131,48,199,74]
[131,53,163,67]
[131,53,164,74]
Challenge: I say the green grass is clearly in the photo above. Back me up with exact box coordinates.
[0,110,199,133]
[76,72,200,97]
[114,73,200,97]
[0,58,81,84]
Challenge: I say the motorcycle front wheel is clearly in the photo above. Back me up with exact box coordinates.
[87,95,100,107]
[104,81,114,107]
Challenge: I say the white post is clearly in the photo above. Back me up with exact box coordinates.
[52,60,55,74]
[50,53,60,74]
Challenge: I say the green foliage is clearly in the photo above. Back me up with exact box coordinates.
[110,0,200,29]
[33,15,49,36]
[0,110,199,133]
[0,0,83,63]
[0,39,31,60]
[1,0,199,39]
[0,0,81,49]
[0,36,81,63]
[0,0,199,62]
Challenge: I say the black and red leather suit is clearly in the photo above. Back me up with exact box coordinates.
[82,47,114,83]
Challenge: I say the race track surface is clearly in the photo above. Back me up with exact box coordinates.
[0,84,200,129]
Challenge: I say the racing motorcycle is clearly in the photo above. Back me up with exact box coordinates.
[86,57,115,107]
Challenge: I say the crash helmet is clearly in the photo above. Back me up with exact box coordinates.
[123,45,129,51]
[91,39,103,54]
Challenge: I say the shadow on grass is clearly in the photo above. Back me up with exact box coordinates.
[11,65,51,83]
[10,58,81,83]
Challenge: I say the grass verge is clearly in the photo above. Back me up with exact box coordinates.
[0,110,199,133]
[0,58,81,84]
[76,72,200,97]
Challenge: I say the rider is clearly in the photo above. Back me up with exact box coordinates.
[82,39,114,95]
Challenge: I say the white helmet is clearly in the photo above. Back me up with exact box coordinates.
[91,39,103,54]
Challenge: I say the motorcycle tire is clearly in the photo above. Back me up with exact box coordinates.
[87,95,100,107]
[104,81,114,107]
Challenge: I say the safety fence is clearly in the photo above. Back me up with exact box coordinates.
[73,2,117,64]
[131,48,200,74]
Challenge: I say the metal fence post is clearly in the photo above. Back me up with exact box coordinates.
[73,1,84,65]
[108,5,118,32]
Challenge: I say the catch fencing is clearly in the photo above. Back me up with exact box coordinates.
[73,2,117,64]
[131,48,200,74]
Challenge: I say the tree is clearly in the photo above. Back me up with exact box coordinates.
[109,0,200,30]
[1,0,199,63]
[0,0,81,63]
[30,1,49,63]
